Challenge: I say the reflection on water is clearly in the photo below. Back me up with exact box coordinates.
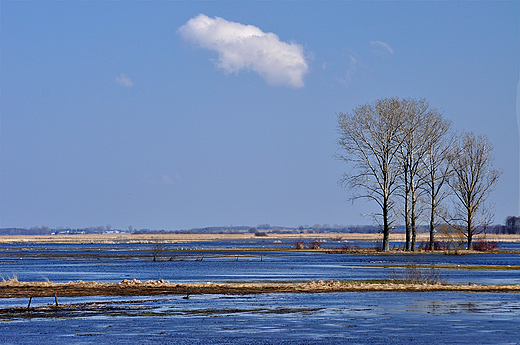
[405,299,520,314]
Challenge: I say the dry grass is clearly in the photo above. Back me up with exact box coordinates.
[0,278,519,298]
[2,233,520,244]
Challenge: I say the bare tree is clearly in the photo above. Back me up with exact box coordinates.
[446,132,501,249]
[336,97,405,251]
[395,98,443,251]
[151,241,167,261]
[421,115,454,250]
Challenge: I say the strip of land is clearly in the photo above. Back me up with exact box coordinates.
[1,233,519,244]
[1,279,519,298]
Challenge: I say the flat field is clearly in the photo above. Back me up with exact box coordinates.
[1,232,519,244]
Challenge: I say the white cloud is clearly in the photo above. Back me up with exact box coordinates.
[178,14,309,88]
[114,73,134,87]
[370,41,394,55]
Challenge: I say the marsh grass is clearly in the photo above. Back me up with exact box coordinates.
[1,274,18,282]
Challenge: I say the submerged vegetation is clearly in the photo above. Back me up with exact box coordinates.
[389,264,448,285]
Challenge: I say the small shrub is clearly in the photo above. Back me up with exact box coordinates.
[294,240,305,250]
[254,232,268,237]
[308,239,321,249]
[326,244,356,253]
[472,240,499,251]
[419,241,446,251]
[151,242,167,261]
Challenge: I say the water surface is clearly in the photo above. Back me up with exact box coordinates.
[1,241,519,344]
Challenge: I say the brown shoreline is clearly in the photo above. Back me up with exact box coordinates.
[2,233,520,244]
[1,280,519,298]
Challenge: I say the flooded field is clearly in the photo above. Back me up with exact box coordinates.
[1,292,519,344]
[0,239,519,344]
[1,240,519,285]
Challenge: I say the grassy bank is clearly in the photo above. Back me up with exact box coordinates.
[1,279,519,298]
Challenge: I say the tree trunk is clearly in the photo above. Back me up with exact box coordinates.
[467,210,473,250]
[429,185,436,250]
[405,225,410,251]
[382,227,390,252]
[467,227,473,250]
[411,218,416,251]
[403,167,411,251]
[429,207,435,250]
[410,194,417,251]
[404,198,410,251]
[382,202,390,252]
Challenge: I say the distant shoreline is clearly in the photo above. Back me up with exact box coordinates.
[1,233,520,244]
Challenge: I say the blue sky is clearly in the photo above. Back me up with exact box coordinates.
[1,1,518,230]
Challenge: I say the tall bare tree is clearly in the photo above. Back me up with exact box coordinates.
[421,116,454,250]
[336,97,404,251]
[446,132,501,249]
[396,98,443,251]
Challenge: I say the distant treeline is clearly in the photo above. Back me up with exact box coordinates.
[0,225,113,236]
[0,224,369,235]
[2,218,519,236]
